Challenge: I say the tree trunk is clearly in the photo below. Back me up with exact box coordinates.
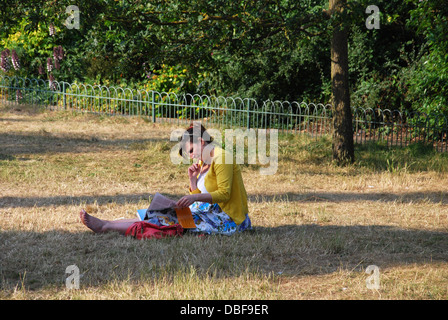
[329,0,354,164]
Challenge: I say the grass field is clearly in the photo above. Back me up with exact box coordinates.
[1,103,447,300]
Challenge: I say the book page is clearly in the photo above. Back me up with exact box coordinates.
[147,192,196,229]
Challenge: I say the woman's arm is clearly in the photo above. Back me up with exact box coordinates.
[176,192,212,208]
[208,162,233,203]
[188,163,201,191]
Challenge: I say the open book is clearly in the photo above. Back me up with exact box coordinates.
[136,192,196,229]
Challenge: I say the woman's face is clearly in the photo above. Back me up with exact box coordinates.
[185,139,204,161]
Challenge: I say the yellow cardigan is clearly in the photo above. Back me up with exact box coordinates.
[189,146,249,225]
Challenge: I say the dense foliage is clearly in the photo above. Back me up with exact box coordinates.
[0,0,447,116]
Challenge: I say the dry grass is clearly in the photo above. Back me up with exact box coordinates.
[1,103,447,300]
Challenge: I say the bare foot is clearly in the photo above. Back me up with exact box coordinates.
[80,209,106,233]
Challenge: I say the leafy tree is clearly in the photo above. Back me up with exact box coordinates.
[406,0,448,117]
[1,0,448,162]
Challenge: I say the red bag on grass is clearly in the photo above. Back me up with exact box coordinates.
[125,221,184,240]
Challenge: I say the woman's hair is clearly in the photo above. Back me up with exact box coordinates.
[179,122,214,157]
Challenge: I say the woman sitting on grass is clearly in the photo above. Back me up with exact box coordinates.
[80,122,252,237]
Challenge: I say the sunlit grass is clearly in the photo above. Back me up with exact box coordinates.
[1,103,447,299]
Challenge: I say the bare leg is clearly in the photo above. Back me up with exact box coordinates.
[80,209,139,235]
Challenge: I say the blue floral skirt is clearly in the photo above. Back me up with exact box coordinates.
[144,202,252,236]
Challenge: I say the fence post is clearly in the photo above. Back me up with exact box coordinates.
[246,99,250,129]
[151,90,156,123]
[62,82,66,110]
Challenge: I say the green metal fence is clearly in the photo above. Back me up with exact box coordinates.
[352,107,448,152]
[1,75,447,152]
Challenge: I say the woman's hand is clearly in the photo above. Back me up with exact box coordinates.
[188,163,201,180]
[188,163,201,191]
[176,194,197,208]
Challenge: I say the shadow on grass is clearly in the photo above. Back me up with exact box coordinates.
[0,132,169,155]
[248,191,448,204]
[282,135,448,173]
[1,223,447,293]
[2,189,448,209]
[354,141,448,173]
[0,193,152,208]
